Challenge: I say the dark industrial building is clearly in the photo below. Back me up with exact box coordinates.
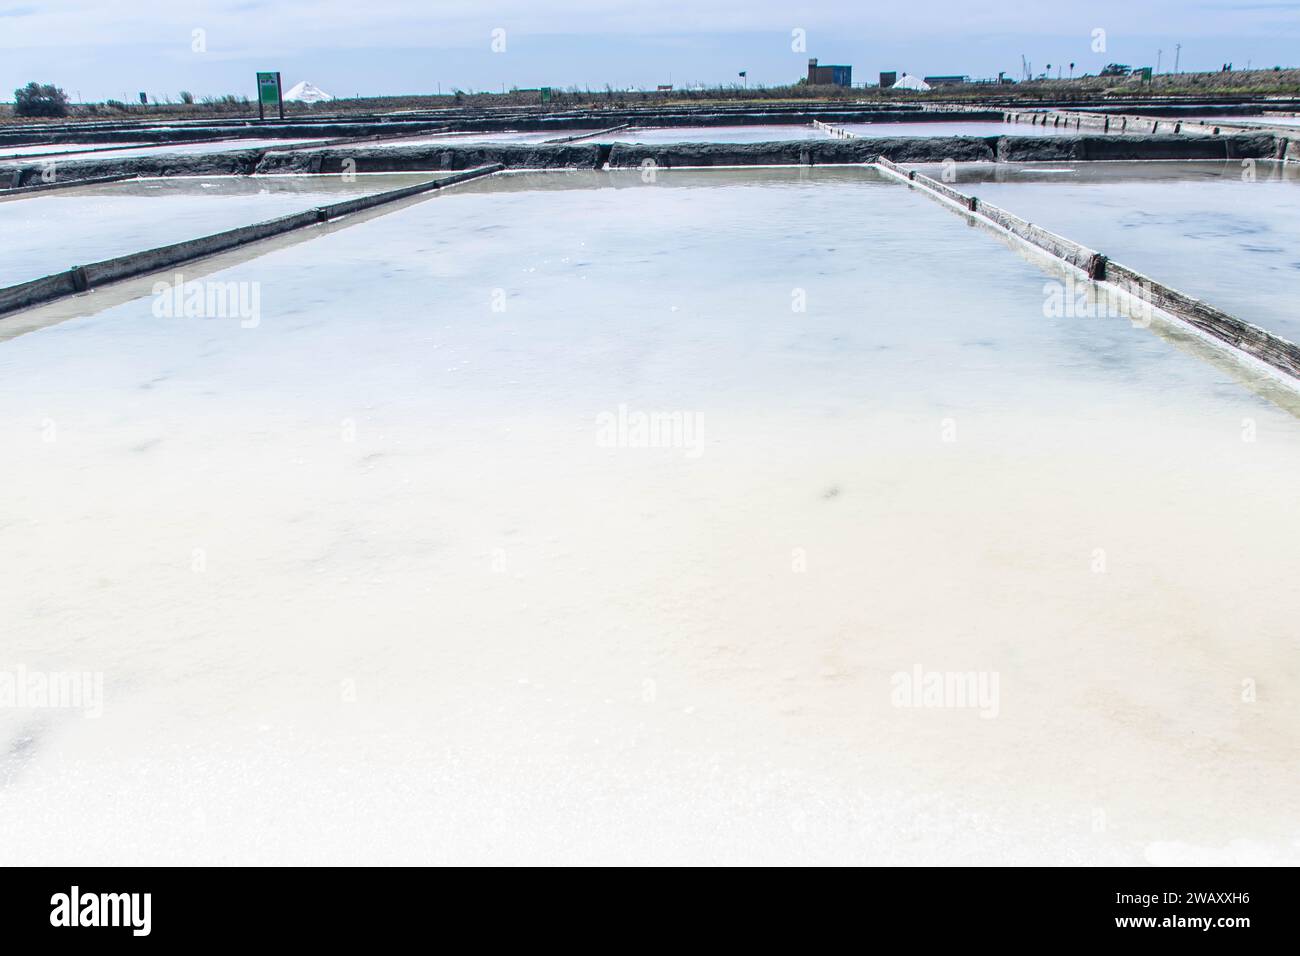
[807,58,852,87]
[923,75,970,87]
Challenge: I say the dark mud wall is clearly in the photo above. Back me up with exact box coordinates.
[2,133,1281,187]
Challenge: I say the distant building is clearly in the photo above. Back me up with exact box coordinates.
[807,58,852,87]
[923,75,970,87]
[879,71,898,89]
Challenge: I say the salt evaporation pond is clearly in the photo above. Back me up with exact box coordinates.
[0,173,438,288]
[606,125,832,143]
[925,159,1300,343]
[1197,115,1300,127]
[365,130,582,147]
[1,167,1297,865]
[0,142,150,158]
[0,138,329,166]
[840,121,1080,137]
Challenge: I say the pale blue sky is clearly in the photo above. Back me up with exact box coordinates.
[3,1,1297,101]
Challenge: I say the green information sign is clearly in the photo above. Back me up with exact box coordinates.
[256,71,283,120]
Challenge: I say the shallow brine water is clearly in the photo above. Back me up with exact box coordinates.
[926,160,1300,344]
[842,121,1080,137]
[0,167,1297,865]
[1195,115,1300,127]
[0,142,150,158]
[365,130,582,147]
[0,173,438,288]
[0,139,329,166]
[606,125,831,143]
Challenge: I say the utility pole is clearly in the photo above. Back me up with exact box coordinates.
[1174,44,1181,73]
[1157,49,1163,74]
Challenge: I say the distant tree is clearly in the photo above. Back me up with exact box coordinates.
[180,90,194,104]
[13,82,69,117]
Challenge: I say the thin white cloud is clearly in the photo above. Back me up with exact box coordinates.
[3,0,1295,53]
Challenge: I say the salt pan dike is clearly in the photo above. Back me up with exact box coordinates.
[926,160,1300,344]
[0,173,439,289]
[1,168,1297,864]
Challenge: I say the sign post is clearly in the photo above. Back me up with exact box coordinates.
[257,72,283,121]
